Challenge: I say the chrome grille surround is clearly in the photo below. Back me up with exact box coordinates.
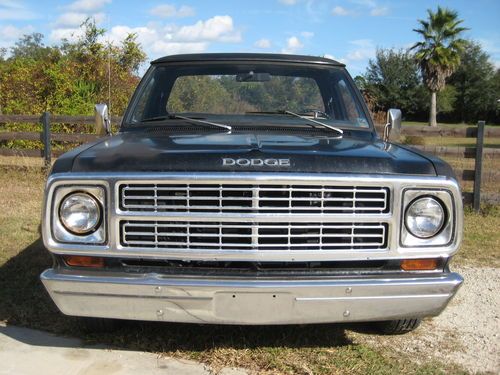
[42,172,463,262]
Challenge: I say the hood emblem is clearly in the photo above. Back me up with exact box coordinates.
[222,158,290,167]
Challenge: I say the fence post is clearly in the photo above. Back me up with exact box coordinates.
[41,112,51,170]
[473,121,485,212]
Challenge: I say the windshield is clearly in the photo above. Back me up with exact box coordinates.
[127,62,370,129]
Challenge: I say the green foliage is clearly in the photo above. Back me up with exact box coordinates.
[167,75,324,115]
[168,76,238,113]
[363,48,427,116]
[435,84,457,113]
[411,6,468,93]
[119,33,147,73]
[411,6,468,126]
[0,18,146,117]
[362,42,499,124]
[448,40,498,123]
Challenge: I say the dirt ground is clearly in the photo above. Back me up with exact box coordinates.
[352,265,500,374]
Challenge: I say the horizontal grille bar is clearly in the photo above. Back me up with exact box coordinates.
[120,221,388,251]
[119,183,390,214]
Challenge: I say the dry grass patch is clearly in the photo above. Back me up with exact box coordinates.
[454,205,500,267]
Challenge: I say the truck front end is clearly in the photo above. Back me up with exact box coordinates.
[41,53,463,332]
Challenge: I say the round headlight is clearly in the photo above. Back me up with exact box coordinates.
[59,193,101,235]
[405,197,445,239]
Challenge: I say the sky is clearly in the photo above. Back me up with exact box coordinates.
[1,0,499,76]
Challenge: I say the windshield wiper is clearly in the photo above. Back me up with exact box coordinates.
[283,110,343,136]
[246,110,343,137]
[141,114,232,131]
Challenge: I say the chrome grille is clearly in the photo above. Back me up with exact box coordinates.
[120,221,388,251]
[119,183,389,214]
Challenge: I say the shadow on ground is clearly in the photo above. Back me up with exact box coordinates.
[0,238,358,353]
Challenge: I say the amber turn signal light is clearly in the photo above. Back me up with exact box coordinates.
[63,255,104,268]
[401,258,439,271]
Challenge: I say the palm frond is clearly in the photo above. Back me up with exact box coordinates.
[412,6,467,92]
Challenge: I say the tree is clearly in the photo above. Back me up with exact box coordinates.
[0,17,146,117]
[119,33,146,73]
[363,48,427,118]
[10,33,53,60]
[491,69,500,124]
[448,40,496,123]
[411,6,468,126]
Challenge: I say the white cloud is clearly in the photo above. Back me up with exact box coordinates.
[334,0,389,17]
[50,0,111,42]
[173,15,241,43]
[50,27,84,43]
[106,15,242,59]
[478,38,500,54]
[278,0,298,5]
[65,0,111,12]
[254,38,271,49]
[150,4,195,18]
[323,53,347,64]
[282,36,303,54]
[108,24,207,55]
[478,37,500,69]
[332,6,351,16]
[0,24,35,48]
[0,0,37,20]
[54,11,105,27]
[349,0,376,7]
[301,31,314,38]
[322,39,374,74]
[370,6,388,16]
[346,39,375,61]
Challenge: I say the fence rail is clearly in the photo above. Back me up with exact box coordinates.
[1,113,499,209]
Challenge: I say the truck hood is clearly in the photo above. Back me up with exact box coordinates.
[68,130,436,175]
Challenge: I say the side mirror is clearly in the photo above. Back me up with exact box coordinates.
[94,104,111,136]
[384,108,402,142]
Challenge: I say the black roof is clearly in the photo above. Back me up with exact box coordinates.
[151,53,345,67]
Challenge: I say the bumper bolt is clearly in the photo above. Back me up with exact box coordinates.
[156,309,164,316]
[345,287,352,294]
[343,310,350,317]
[154,286,162,293]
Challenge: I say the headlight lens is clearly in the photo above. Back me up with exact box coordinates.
[405,197,445,239]
[59,193,101,235]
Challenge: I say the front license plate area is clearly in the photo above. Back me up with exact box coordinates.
[214,292,294,324]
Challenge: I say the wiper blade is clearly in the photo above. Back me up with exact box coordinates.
[141,114,232,131]
[284,110,343,137]
[170,114,232,131]
[246,110,343,136]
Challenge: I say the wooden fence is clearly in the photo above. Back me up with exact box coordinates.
[1,113,499,210]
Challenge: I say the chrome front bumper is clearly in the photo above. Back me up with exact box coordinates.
[41,269,463,325]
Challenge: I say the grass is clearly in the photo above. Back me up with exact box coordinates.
[402,121,498,128]
[455,205,500,268]
[0,166,495,374]
[443,157,500,195]
[425,137,500,148]
[400,121,500,148]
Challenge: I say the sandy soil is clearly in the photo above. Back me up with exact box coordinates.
[352,265,500,374]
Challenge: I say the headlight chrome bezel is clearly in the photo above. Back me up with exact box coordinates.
[400,189,455,248]
[52,185,106,244]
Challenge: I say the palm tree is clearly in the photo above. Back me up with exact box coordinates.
[411,7,468,126]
